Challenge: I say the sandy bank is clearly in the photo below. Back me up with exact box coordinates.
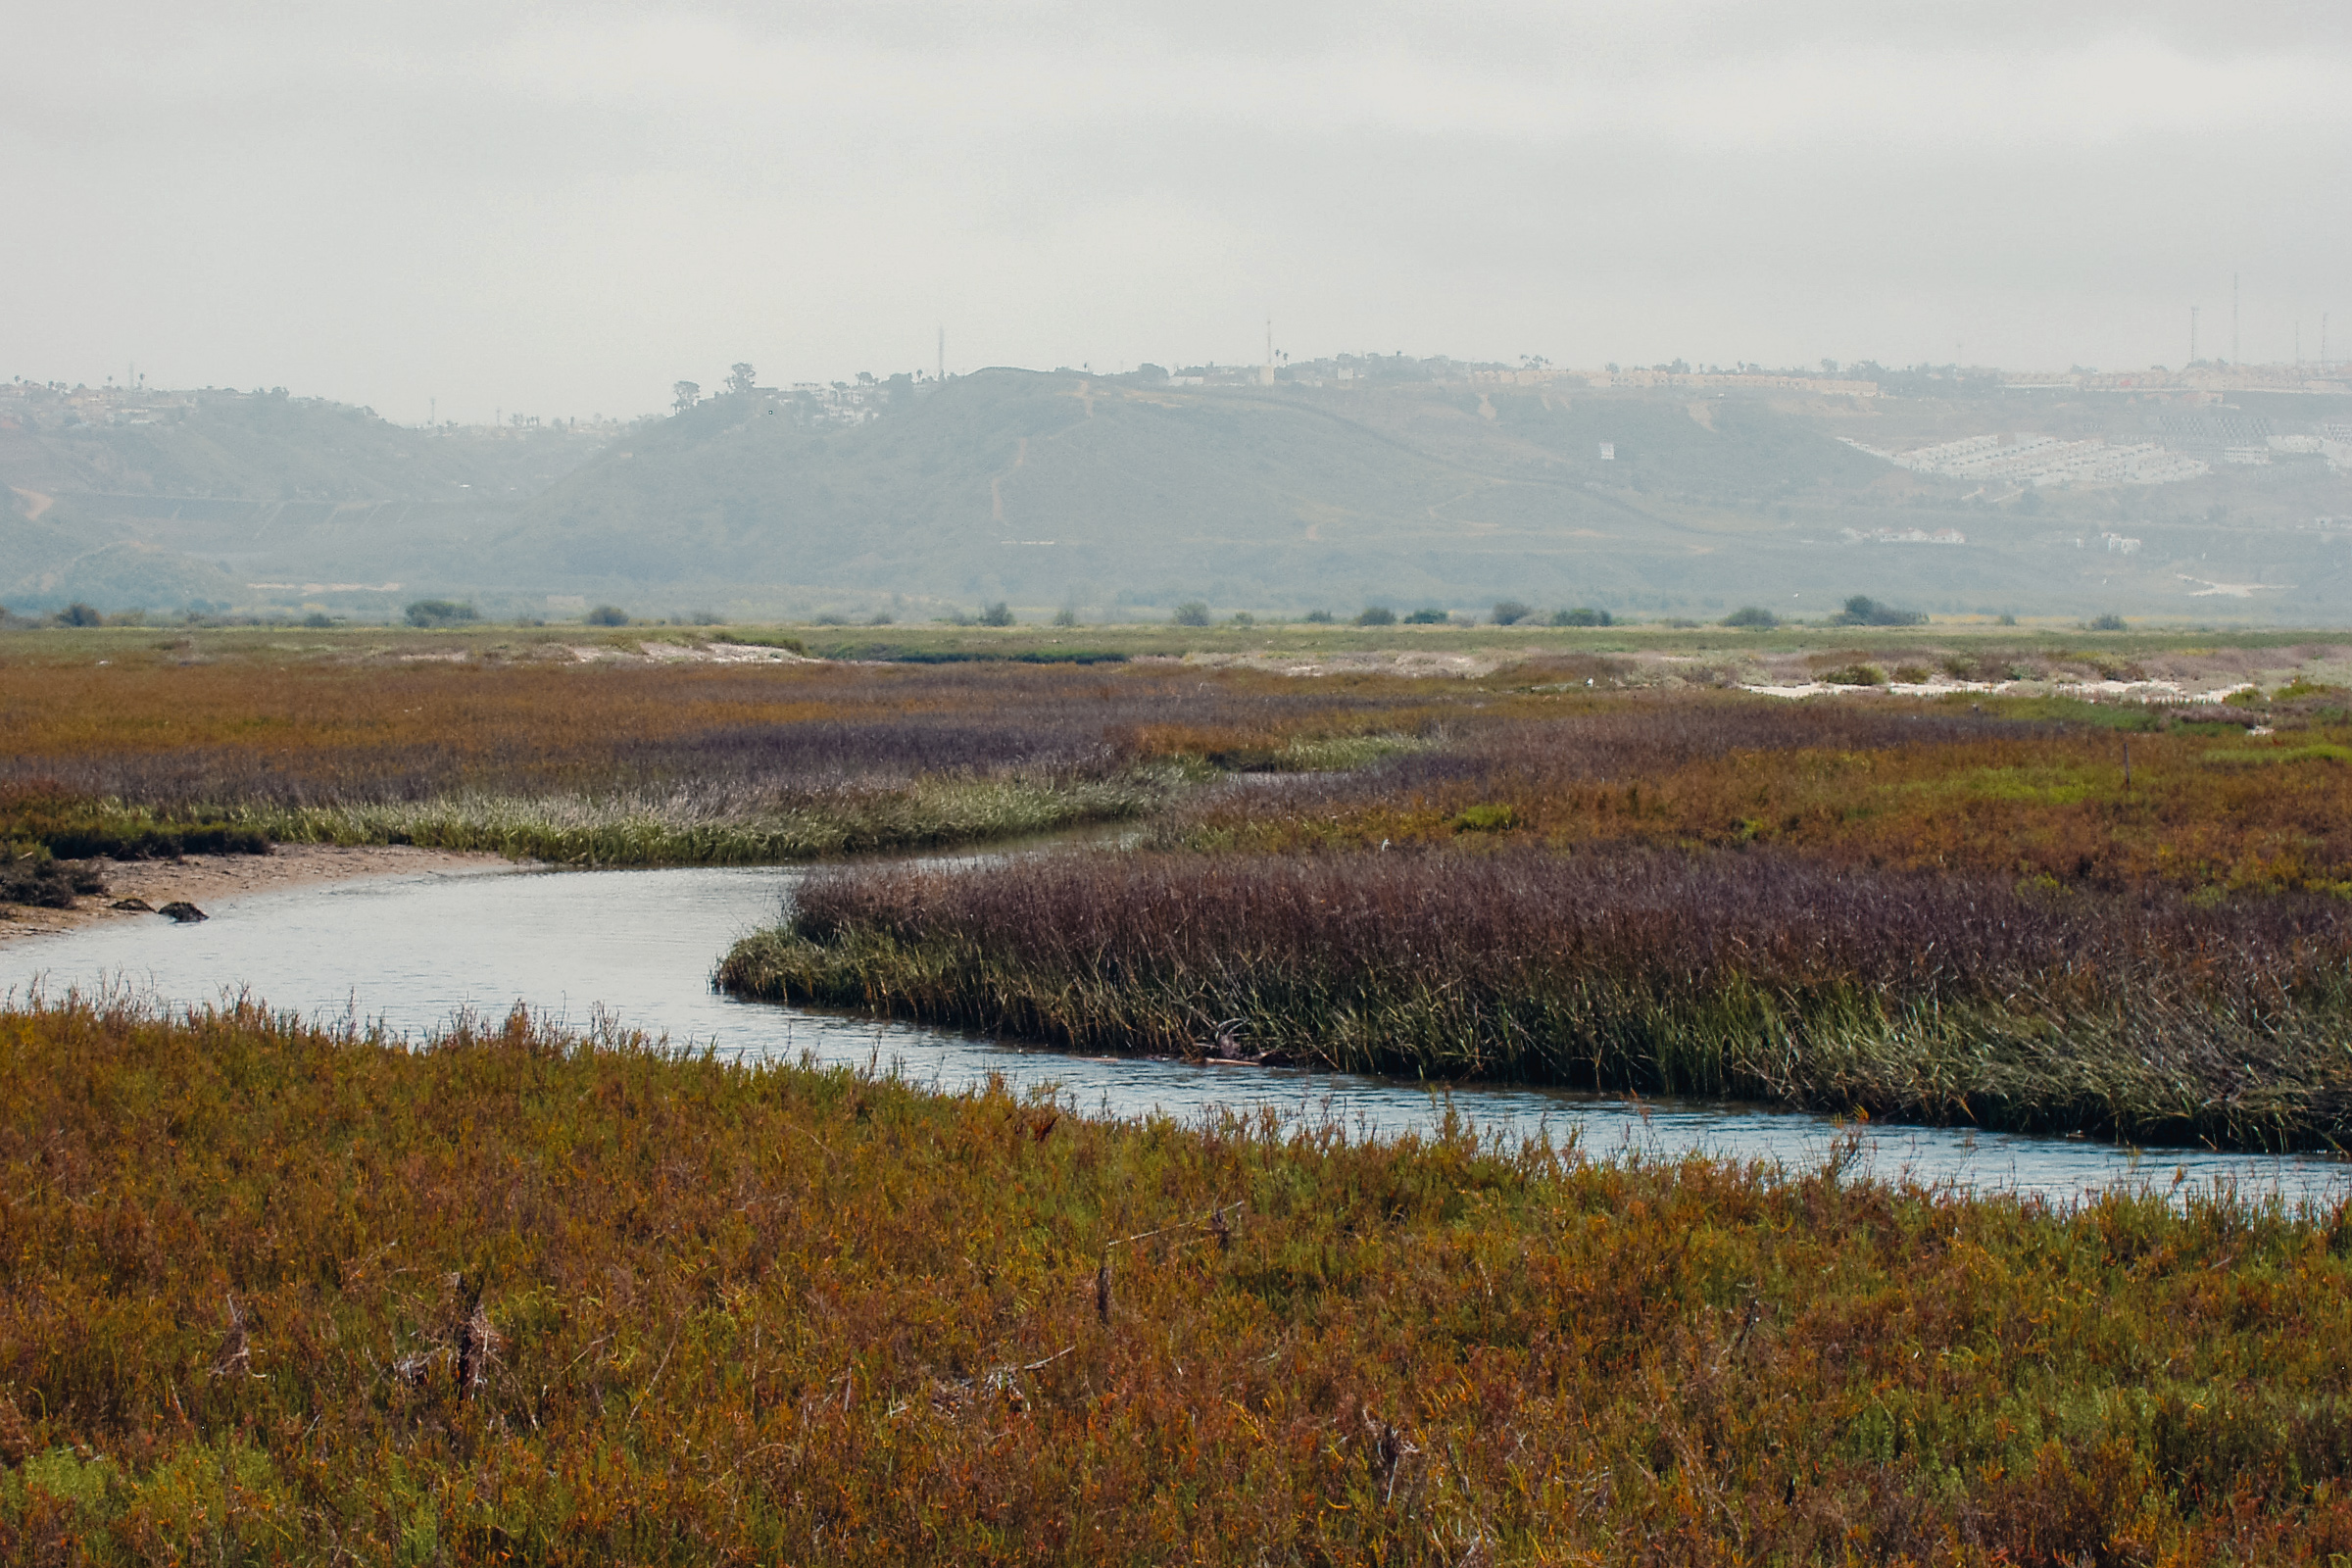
[0,844,519,946]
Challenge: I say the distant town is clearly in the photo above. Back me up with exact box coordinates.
[10,350,2348,440]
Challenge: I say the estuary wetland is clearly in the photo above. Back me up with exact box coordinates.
[8,618,2352,1561]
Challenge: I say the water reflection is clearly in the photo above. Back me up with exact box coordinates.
[4,862,2342,1205]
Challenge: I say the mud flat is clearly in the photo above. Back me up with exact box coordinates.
[0,844,518,945]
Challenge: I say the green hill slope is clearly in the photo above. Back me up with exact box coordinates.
[9,370,2348,621]
[0,388,608,612]
[497,372,1898,612]
[495,370,2352,621]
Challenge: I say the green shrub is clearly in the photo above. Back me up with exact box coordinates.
[1449,803,1518,832]
[1302,610,1335,624]
[978,602,1014,627]
[1551,607,1611,627]
[1491,600,1534,625]
[1820,663,1886,686]
[2086,613,2128,632]
[1402,608,1448,624]
[1354,607,1396,626]
[1832,596,1925,628]
[1172,601,1212,627]
[53,603,104,627]
[1722,606,1779,628]
[407,599,481,627]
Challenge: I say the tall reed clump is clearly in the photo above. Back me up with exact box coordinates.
[722,847,2352,1150]
[10,995,2352,1562]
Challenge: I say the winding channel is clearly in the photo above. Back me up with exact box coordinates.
[5,858,2346,1205]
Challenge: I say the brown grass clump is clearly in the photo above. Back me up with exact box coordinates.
[10,997,2352,1563]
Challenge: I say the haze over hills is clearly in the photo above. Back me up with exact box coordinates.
[6,361,2349,623]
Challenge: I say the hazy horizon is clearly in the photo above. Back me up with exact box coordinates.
[9,1,2348,425]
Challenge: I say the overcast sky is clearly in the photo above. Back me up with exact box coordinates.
[8,1,2348,422]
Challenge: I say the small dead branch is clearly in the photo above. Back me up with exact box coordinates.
[931,1345,1076,1416]
[1104,1200,1248,1255]
[1363,1409,1422,1505]
[456,1298,501,1398]
[210,1294,257,1380]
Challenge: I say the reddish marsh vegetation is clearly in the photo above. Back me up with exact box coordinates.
[722,682,2352,1146]
[9,998,2352,1564]
[727,848,2352,1148]
[0,658,1434,807]
[0,657,1451,868]
[1163,689,2352,894]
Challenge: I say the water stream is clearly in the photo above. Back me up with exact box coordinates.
[6,860,2345,1205]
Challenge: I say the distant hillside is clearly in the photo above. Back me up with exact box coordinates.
[493,370,2352,621]
[0,385,609,612]
[7,370,2348,622]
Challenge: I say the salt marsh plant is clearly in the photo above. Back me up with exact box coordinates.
[10,994,2352,1562]
[724,846,2352,1149]
[0,657,1452,870]
[1157,689,2352,894]
[258,774,1163,865]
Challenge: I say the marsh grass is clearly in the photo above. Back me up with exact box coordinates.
[723,848,2352,1150]
[11,996,2352,1562]
[1159,692,2352,893]
[0,789,269,863]
[252,774,1165,865]
[0,656,1444,877]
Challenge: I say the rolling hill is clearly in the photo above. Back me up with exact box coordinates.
[7,368,2348,622]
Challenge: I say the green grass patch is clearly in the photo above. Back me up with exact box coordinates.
[2204,744,2352,767]
[0,791,270,862]
[1904,764,2107,807]
[1965,694,2168,730]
